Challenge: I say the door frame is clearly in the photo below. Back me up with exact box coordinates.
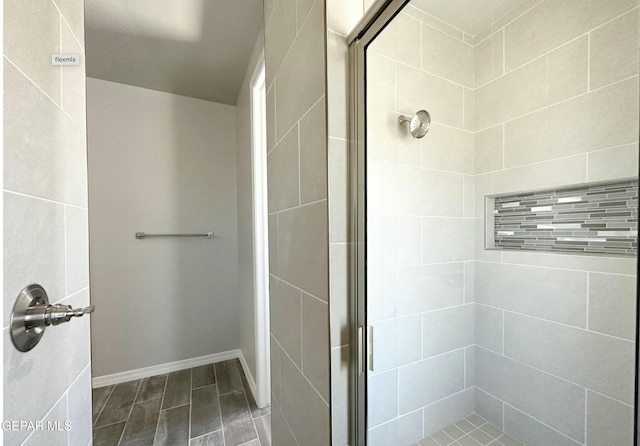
[249,52,271,409]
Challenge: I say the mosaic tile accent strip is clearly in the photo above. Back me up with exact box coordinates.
[493,180,638,256]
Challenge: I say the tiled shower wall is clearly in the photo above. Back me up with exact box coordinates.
[472,1,638,445]
[263,0,331,444]
[366,5,477,444]
[4,0,93,445]
[365,0,639,445]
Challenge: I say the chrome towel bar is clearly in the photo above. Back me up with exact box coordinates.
[135,232,214,239]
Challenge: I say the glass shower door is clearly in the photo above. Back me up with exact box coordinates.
[357,1,640,445]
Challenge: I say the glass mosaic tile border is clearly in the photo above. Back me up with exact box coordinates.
[492,180,638,256]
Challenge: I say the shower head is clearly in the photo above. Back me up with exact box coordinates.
[398,110,431,138]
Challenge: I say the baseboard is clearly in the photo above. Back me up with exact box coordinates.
[237,351,259,406]
[92,349,242,388]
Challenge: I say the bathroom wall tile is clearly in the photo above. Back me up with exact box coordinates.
[271,397,298,446]
[398,64,464,129]
[589,272,637,340]
[475,37,587,130]
[330,243,349,347]
[22,392,68,446]
[280,354,330,446]
[265,0,297,82]
[296,0,315,31]
[504,0,638,71]
[476,347,585,441]
[397,263,464,316]
[331,346,350,446]
[463,175,475,218]
[368,369,398,427]
[4,291,91,444]
[328,137,349,243]
[474,218,502,262]
[275,0,325,139]
[475,125,503,174]
[423,388,474,437]
[474,156,587,217]
[327,0,363,35]
[299,98,328,204]
[367,267,397,322]
[68,366,93,446]
[4,60,88,207]
[502,250,637,275]
[268,215,279,275]
[396,165,463,217]
[267,86,276,151]
[475,262,587,327]
[66,206,90,294]
[270,278,302,367]
[475,304,503,353]
[327,31,349,140]
[397,216,422,266]
[504,77,638,167]
[586,391,634,446]
[367,215,399,268]
[421,124,474,174]
[422,304,474,358]
[474,30,504,87]
[396,13,421,69]
[53,0,84,45]
[474,387,503,430]
[421,23,474,87]
[369,18,397,62]
[301,292,330,401]
[504,312,635,404]
[463,88,475,132]
[367,52,396,111]
[61,22,86,127]
[422,218,474,263]
[504,405,582,446]
[368,410,423,446]
[267,125,299,213]
[403,5,464,42]
[370,315,421,372]
[270,336,283,403]
[588,144,640,183]
[5,0,61,104]
[278,200,329,301]
[464,261,476,303]
[398,350,465,413]
[4,193,65,328]
[591,9,639,90]
[368,107,420,163]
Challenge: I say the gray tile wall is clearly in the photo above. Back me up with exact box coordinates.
[493,180,638,255]
[264,0,331,443]
[3,0,92,444]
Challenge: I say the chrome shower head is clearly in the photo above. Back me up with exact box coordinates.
[398,110,431,138]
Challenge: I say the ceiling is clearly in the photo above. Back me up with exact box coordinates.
[84,0,263,105]
[410,0,529,36]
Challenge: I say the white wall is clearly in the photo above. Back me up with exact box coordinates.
[236,30,265,383]
[87,78,240,377]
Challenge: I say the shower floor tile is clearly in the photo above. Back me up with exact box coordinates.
[92,359,271,446]
[417,415,524,446]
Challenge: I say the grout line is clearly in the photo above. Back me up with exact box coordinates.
[276,276,328,305]
[3,55,83,129]
[270,197,327,215]
[473,0,545,48]
[297,124,301,206]
[586,273,590,330]
[3,189,88,211]
[403,5,471,46]
[63,206,68,296]
[93,382,116,428]
[116,379,143,444]
[587,32,591,92]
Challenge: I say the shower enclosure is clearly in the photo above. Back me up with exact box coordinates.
[348,0,640,445]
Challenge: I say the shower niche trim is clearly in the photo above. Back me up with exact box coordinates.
[485,179,638,257]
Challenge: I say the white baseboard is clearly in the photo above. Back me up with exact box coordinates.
[237,351,259,406]
[92,349,242,388]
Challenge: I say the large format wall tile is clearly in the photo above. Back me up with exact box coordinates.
[301,292,330,401]
[586,391,634,446]
[474,387,504,430]
[475,262,587,327]
[504,405,582,446]
[397,263,464,316]
[421,124,474,174]
[396,165,463,216]
[264,0,296,83]
[503,312,635,404]
[422,304,474,358]
[267,125,300,213]
[368,369,398,427]
[300,98,328,204]
[278,200,329,301]
[370,315,421,372]
[475,304,503,353]
[422,388,474,437]
[504,0,638,71]
[422,218,474,263]
[588,144,640,182]
[474,124,503,174]
[66,206,90,294]
[4,60,88,207]
[588,272,637,340]
[275,0,325,140]
[474,30,504,87]
[421,23,474,88]
[476,347,585,441]
[270,278,302,367]
[368,410,423,446]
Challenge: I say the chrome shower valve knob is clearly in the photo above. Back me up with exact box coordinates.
[10,284,96,352]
